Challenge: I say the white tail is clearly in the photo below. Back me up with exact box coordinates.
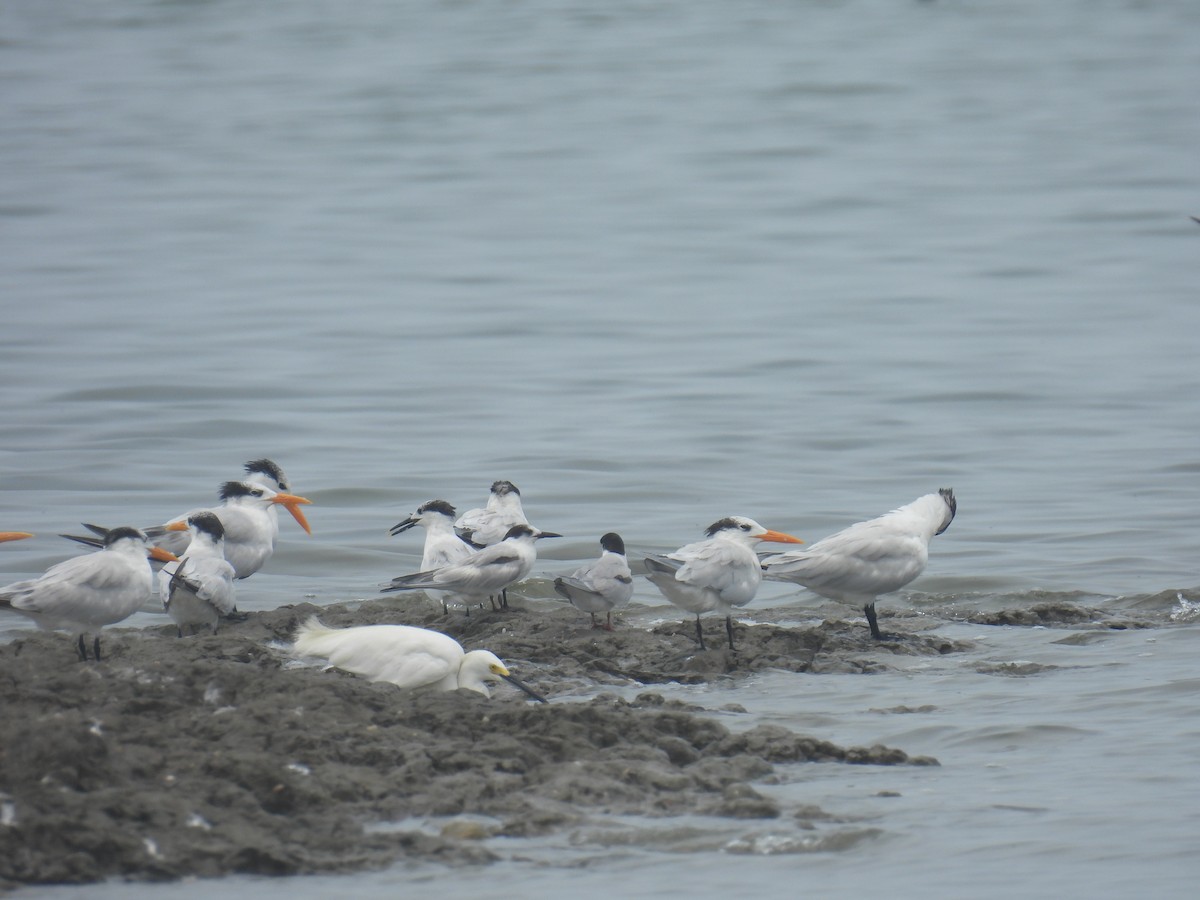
[292,615,340,656]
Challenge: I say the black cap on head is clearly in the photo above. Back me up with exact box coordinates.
[104,526,147,547]
[600,532,625,555]
[491,480,519,496]
[188,511,225,541]
[418,499,457,518]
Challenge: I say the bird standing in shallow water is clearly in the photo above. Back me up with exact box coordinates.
[1,527,176,660]
[761,488,957,640]
[554,532,634,631]
[645,517,803,651]
[291,616,546,701]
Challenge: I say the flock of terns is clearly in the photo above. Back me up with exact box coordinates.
[0,459,957,702]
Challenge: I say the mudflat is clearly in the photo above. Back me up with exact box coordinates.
[0,599,949,887]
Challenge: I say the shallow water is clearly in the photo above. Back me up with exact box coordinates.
[3,0,1199,896]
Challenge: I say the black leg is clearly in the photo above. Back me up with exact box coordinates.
[76,634,88,662]
[725,615,736,651]
[501,588,509,610]
[694,615,707,651]
[864,602,882,640]
[93,636,102,661]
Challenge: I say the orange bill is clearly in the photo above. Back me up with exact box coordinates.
[164,520,189,533]
[270,492,313,535]
[761,529,804,545]
[149,546,179,563]
[0,531,34,543]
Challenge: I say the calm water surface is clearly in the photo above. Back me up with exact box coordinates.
[3,0,1199,896]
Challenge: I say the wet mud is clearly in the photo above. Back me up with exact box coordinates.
[0,599,956,887]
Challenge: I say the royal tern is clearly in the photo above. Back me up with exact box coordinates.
[553,532,634,630]
[0,527,176,660]
[760,488,957,640]
[645,517,803,651]
[292,616,546,701]
[157,458,312,558]
[0,532,33,543]
[158,481,312,579]
[158,511,237,636]
[389,500,478,613]
[382,523,560,608]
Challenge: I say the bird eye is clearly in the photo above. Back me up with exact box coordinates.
[740,523,751,531]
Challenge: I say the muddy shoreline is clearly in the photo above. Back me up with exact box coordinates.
[1,598,970,888]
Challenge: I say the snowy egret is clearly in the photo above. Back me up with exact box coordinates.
[292,616,547,701]
[554,532,634,630]
[1,526,176,660]
[761,488,957,639]
[645,517,803,651]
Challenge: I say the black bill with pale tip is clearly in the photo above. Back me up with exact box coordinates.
[388,517,418,536]
[501,673,548,703]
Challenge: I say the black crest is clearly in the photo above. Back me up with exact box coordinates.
[104,526,146,546]
[704,517,749,537]
[244,458,287,489]
[219,481,260,501]
[418,499,457,518]
[937,488,957,535]
[491,480,520,496]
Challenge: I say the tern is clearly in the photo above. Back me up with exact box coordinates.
[382,523,560,608]
[1,527,176,660]
[292,616,546,701]
[158,480,312,579]
[389,500,479,613]
[158,511,238,636]
[760,488,957,640]
[157,458,312,560]
[454,481,558,608]
[553,532,634,630]
[645,517,804,651]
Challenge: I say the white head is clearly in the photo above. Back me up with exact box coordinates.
[457,649,547,702]
[457,649,512,697]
